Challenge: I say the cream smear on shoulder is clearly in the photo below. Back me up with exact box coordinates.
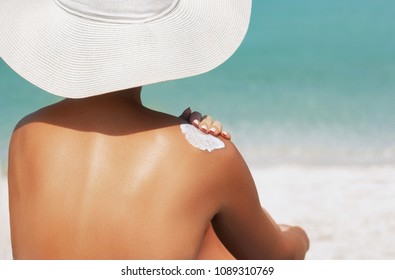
[180,124,225,152]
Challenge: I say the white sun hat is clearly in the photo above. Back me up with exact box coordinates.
[0,0,252,98]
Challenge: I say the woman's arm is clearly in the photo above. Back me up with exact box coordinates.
[211,144,309,260]
[180,107,308,259]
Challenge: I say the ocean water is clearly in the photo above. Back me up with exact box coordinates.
[1,0,395,260]
[1,0,395,167]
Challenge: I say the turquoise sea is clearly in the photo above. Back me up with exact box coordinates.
[1,0,395,168]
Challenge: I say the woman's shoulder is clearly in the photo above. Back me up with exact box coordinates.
[164,121,249,185]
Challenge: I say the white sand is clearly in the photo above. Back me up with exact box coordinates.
[0,176,11,260]
[1,165,394,260]
[252,165,395,259]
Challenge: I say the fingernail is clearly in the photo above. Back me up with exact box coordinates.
[209,127,217,133]
[201,124,208,131]
[193,119,199,126]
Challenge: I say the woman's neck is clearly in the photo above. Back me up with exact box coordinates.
[62,86,144,112]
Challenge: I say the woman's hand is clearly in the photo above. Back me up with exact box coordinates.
[179,107,231,140]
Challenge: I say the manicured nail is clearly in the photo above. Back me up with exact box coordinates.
[209,127,217,133]
[201,124,208,131]
[193,119,199,126]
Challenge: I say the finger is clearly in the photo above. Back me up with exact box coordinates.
[199,115,213,133]
[189,111,202,127]
[221,131,231,140]
[179,107,192,120]
[208,121,222,136]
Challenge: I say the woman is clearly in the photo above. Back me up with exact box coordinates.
[1,0,309,259]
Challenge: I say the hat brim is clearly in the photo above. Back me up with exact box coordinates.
[0,0,251,98]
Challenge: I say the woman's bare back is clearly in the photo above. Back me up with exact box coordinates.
[8,90,309,260]
[8,93,230,259]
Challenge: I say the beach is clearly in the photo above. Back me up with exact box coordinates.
[253,165,395,259]
[1,164,395,260]
[0,176,11,260]
[1,0,395,260]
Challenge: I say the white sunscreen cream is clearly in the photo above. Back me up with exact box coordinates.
[180,124,225,152]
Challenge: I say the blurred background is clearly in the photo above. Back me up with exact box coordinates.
[1,0,395,259]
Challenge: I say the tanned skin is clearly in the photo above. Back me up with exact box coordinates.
[8,87,308,260]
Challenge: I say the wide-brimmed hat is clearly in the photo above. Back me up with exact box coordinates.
[0,0,252,98]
